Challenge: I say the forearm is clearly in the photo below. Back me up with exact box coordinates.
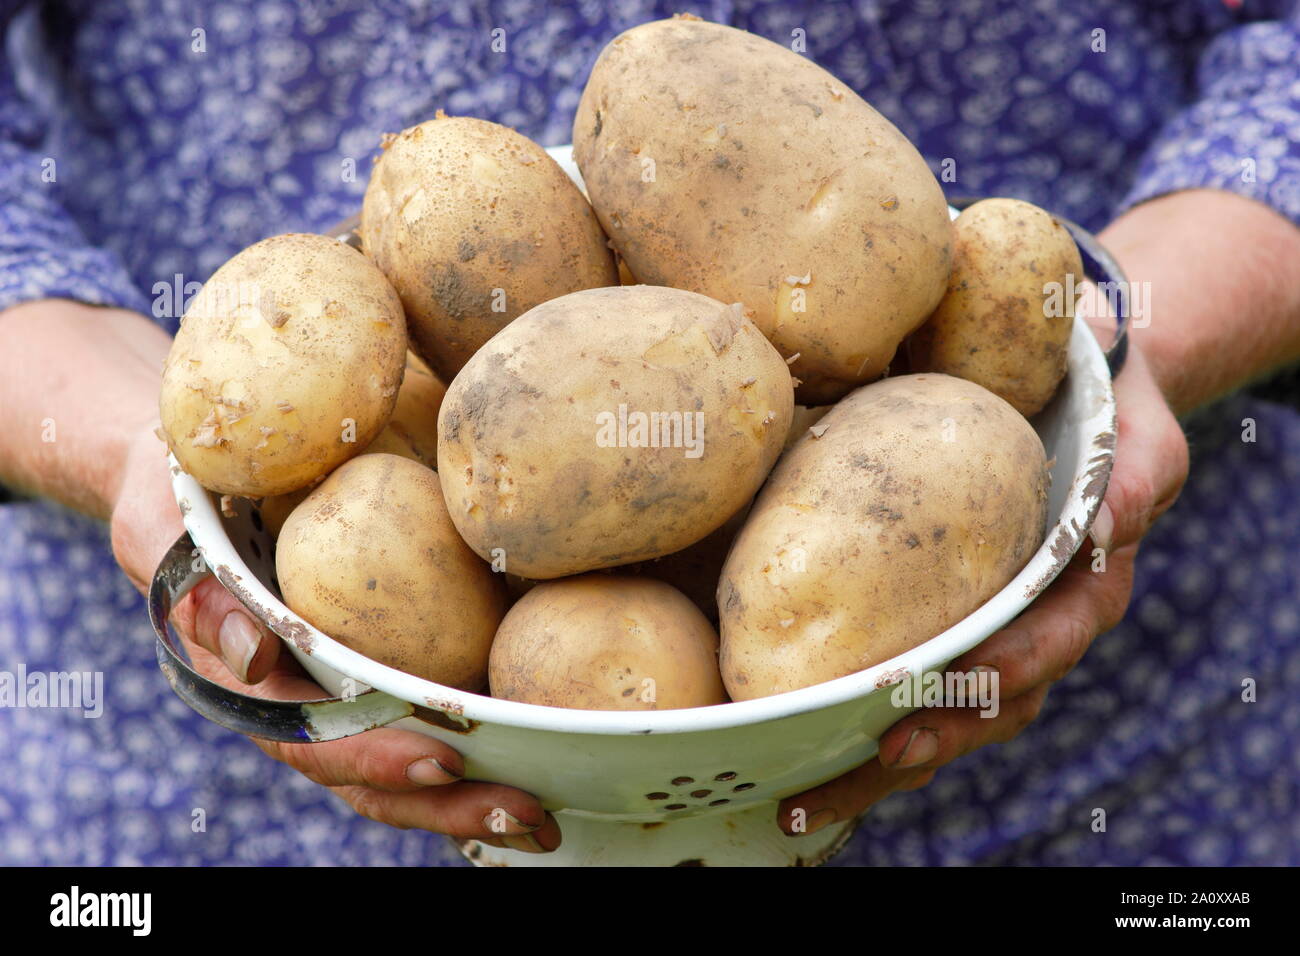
[0,299,171,520]
[1099,189,1300,416]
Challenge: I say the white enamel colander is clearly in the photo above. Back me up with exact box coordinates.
[148,147,1123,867]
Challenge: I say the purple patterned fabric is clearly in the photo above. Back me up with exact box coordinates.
[1,0,1297,865]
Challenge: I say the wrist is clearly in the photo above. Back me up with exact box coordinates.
[1097,190,1300,416]
[0,300,171,520]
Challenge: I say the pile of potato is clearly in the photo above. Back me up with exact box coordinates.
[159,16,1080,709]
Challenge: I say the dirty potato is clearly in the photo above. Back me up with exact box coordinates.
[719,374,1050,700]
[909,198,1084,417]
[259,351,445,537]
[360,113,618,381]
[276,454,506,690]
[573,16,952,403]
[159,233,406,497]
[437,285,794,579]
[490,575,727,710]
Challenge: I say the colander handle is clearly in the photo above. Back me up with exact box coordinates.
[149,532,416,742]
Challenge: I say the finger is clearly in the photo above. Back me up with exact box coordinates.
[110,427,279,683]
[337,784,560,847]
[1077,278,1118,350]
[1091,344,1188,555]
[176,576,280,684]
[180,637,479,792]
[776,760,930,835]
[879,684,1052,771]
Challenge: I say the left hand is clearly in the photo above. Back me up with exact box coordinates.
[778,331,1189,836]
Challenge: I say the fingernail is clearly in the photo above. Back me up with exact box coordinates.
[804,808,837,836]
[894,727,940,768]
[502,833,549,853]
[787,807,837,837]
[482,810,539,836]
[1090,501,1114,553]
[406,758,461,786]
[218,611,261,683]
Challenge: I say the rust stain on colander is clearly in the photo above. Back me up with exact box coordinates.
[1024,427,1116,600]
[215,565,315,653]
[413,702,479,734]
[874,667,909,689]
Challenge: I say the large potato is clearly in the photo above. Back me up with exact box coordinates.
[437,285,794,579]
[489,575,727,710]
[573,16,952,404]
[360,114,618,381]
[719,374,1050,701]
[909,198,1084,417]
[259,351,445,537]
[159,233,406,497]
[276,454,506,690]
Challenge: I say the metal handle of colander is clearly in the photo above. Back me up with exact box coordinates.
[149,532,416,742]
[946,198,1129,376]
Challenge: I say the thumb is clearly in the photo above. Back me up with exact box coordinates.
[1089,343,1188,554]
[111,427,280,684]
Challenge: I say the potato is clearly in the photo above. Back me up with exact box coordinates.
[159,233,406,497]
[908,198,1083,417]
[489,575,727,710]
[360,113,618,381]
[258,351,445,537]
[719,374,1050,701]
[573,16,952,404]
[437,285,794,579]
[276,454,506,690]
[621,403,828,621]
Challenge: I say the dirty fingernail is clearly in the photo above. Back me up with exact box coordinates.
[503,833,549,853]
[894,727,940,768]
[406,758,461,786]
[788,807,837,837]
[482,810,539,836]
[218,611,261,683]
[1090,501,1114,553]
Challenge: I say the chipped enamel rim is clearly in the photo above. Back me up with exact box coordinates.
[168,148,1117,737]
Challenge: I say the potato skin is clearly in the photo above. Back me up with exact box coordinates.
[437,285,795,579]
[573,17,952,404]
[909,198,1084,417]
[276,453,506,691]
[489,575,727,710]
[719,374,1050,701]
[259,351,445,537]
[360,114,618,381]
[159,233,406,497]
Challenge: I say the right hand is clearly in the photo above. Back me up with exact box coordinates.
[110,423,560,852]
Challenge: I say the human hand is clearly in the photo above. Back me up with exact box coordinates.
[778,311,1189,835]
[109,424,559,851]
